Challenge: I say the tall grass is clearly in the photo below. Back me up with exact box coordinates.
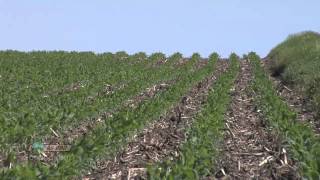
[268,31,320,117]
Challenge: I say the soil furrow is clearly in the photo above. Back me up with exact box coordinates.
[215,60,298,179]
[84,60,228,180]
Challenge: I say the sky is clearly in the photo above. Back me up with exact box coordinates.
[0,0,319,57]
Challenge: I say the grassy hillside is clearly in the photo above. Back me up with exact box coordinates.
[268,31,320,117]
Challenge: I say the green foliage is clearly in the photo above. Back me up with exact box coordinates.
[249,52,320,179]
[268,31,320,117]
[132,52,148,61]
[148,54,240,179]
[149,52,166,62]
[114,51,129,60]
[209,52,219,62]
[229,52,239,60]
[191,53,201,61]
[168,52,183,61]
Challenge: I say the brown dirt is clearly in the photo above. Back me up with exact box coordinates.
[215,60,299,179]
[263,59,320,135]
[83,61,229,180]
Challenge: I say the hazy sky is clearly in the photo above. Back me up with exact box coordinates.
[0,0,319,57]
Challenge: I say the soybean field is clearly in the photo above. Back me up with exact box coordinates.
[0,49,319,179]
